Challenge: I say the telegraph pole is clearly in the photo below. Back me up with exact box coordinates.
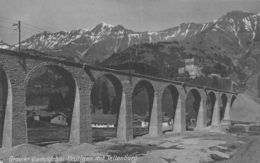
[13,20,21,52]
[18,20,21,53]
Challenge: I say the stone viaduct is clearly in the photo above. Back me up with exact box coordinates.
[0,49,237,148]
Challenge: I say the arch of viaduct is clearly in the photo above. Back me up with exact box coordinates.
[0,49,237,147]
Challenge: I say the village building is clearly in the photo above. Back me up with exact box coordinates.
[178,58,203,79]
[162,116,174,131]
[133,113,150,128]
[50,112,68,126]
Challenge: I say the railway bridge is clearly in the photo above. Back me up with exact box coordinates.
[0,49,237,147]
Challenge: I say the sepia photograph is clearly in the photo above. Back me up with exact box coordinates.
[0,0,260,162]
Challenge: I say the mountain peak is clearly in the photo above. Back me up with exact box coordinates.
[99,22,114,28]
[90,22,115,34]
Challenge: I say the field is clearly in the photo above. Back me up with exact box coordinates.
[28,121,150,145]
[28,125,69,146]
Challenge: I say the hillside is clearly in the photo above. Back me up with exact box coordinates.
[102,41,233,80]
[184,11,260,99]
[231,93,260,122]
[0,11,258,89]
[1,11,258,74]
[103,11,260,89]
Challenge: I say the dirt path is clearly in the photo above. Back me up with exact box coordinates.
[0,131,250,163]
[217,136,260,163]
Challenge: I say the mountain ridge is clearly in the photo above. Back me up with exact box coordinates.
[1,11,260,83]
[1,20,212,63]
[0,11,258,66]
[102,11,260,95]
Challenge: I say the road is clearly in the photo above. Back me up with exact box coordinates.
[217,136,260,163]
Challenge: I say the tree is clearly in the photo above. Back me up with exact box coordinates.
[213,63,227,77]
[48,92,65,112]
[201,65,213,76]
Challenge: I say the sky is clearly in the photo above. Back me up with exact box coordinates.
[1,0,260,44]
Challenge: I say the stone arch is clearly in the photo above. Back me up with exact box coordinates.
[132,80,154,137]
[90,73,123,142]
[231,95,236,107]
[185,88,201,130]
[220,93,228,121]
[206,91,216,126]
[25,63,77,145]
[0,67,10,147]
[161,85,179,133]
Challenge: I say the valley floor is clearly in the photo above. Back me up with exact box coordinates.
[1,126,259,163]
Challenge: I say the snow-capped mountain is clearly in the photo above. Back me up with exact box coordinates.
[103,11,260,88]
[210,11,260,46]
[186,10,260,75]
[17,22,206,63]
[8,11,260,65]
[20,22,201,50]
[102,11,260,105]
[0,40,12,49]
[193,11,260,53]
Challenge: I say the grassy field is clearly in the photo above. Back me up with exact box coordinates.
[28,122,149,145]
[28,125,70,145]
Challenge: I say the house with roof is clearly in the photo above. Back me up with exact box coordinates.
[32,110,68,126]
[133,113,149,128]
[50,112,68,126]
[162,115,173,131]
[178,57,203,79]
